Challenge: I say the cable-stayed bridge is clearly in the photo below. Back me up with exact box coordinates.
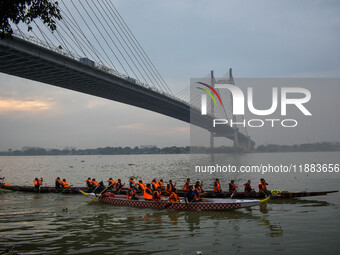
[0,0,254,151]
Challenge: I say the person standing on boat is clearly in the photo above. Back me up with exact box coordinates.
[85,177,93,189]
[258,178,269,194]
[228,180,237,194]
[244,180,254,193]
[143,184,153,200]
[169,188,179,203]
[55,177,63,190]
[153,186,162,201]
[214,178,222,193]
[183,178,190,191]
[184,185,196,203]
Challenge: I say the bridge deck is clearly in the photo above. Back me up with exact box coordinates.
[0,37,254,148]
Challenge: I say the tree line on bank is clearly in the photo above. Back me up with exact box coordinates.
[0,142,339,156]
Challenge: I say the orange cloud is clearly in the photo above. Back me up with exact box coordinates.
[0,98,52,112]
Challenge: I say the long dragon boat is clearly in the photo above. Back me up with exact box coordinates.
[1,183,338,199]
[80,191,269,211]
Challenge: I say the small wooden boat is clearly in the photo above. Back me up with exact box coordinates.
[0,183,337,199]
[81,191,265,211]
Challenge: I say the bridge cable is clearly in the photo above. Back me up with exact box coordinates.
[102,0,172,94]
[86,0,150,85]
[70,0,126,75]
[60,0,106,66]
[97,0,161,90]
[106,0,174,96]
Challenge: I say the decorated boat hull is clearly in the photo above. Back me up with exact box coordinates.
[98,195,261,211]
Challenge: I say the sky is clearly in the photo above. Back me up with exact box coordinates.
[0,0,340,151]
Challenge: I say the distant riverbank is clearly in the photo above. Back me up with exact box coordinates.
[0,142,339,156]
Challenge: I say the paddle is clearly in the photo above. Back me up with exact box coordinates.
[59,185,73,194]
[88,182,115,204]
[91,186,99,193]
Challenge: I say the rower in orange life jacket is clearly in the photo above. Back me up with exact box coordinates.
[114,179,123,192]
[183,178,190,191]
[85,177,93,189]
[143,184,153,200]
[166,180,175,194]
[92,178,99,187]
[258,178,269,193]
[169,188,179,203]
[151,179,159,190]
[153,187,162,201]
[33,178,40,189]
[158,179,165,190]
[55,177,63,189]
[228,180,236,194]
[138,180,146,191]
[107,178,115,187]
[126,187,138,200]
[214,178,222,192]
[244,180,253,193]
[194,181,203,193]
[61,179,70,189]
[129,178,136,189]
[193,185,202,201]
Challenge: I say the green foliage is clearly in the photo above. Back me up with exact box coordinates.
[0,0,62,39]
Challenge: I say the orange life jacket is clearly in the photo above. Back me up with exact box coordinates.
[166,183,173,194]
[169,192,179,203]
[86,179,92,184]
[129,180,136,188]
[3,183,12,187]
[183,181,190,191]
[92,181,99,187]
[153,190,161,200]
[158,180,165,189]
[138,181,146,191]
[62,181,70,188]
[194,189,201,201]
[126,188,135,199]
[33,179,39,186]
[144,188,153,200]
[38,179,43,185]
[214,181,221,192]
[151,180,159,190]
[259,182,267,192]
[107,179,116,186]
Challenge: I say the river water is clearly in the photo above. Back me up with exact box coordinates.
[0,152,339,254]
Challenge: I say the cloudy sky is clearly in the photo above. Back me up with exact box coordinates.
[0,0,339,151]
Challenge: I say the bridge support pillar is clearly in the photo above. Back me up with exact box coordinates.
[233,128,239,149]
